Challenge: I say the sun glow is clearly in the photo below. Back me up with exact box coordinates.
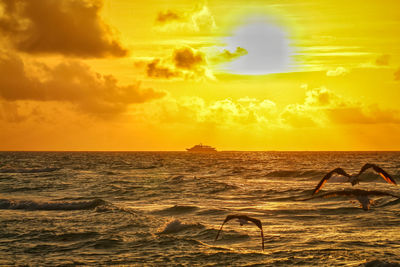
[222,17,293,75]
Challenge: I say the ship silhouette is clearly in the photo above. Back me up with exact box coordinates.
[186,143,217,152]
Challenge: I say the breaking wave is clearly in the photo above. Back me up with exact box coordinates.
[0,198,105,210]
[158,219,205,234]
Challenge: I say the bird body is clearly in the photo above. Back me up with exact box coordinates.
[237,218,248,226]
[312,163,396,195]
[215,214,264,251]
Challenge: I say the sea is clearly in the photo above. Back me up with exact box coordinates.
[1,151,400,266]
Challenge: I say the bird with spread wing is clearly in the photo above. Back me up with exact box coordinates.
[215,214,264,251]
[312,163,396,195]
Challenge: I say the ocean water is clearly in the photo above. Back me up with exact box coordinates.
[1,151,400,266]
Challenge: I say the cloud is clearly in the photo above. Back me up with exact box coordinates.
[202,98,274,125]
[135,96,278,128]
[146,59,180,79]
[375,54,390,66]
[304,87,341,106]
[281,104,318,127]
[290,87,400,126]
[173,47,205,70]
[394,68,400,81]
[212,47,248,63]
[145,46,249,80]
[0,52,165,118]
[326,105,400,125]
[326,66,349,76]
[155,5,216,32]
[146,46,211,80]
[0,99,26,123]
[132,86,400,130]
[156,10,183,24]
[0,0,127,57]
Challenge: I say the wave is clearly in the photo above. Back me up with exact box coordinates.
[158,219,205,234]
[363,260,400,267]
[131,165,160,170]
[52,231,99,242]
[92,238,122,249]
[169,175,185,183]
[0,167,61,173]
[265,170,326,179]
[196,208,227,216]
[153,205,199,215]
[99,170,116,175]
[376,198,400,208]
[208,183,238,194]
[0,198,105,210]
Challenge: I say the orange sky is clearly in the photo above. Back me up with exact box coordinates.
[1,0,400,151]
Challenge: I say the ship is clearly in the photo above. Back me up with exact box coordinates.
[186,143,217,152]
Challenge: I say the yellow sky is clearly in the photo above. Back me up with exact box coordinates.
[1,0,400,151]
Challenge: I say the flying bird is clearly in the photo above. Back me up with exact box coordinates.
[215,214,264,251]
[304,189,400,211]
[312,163,396,195]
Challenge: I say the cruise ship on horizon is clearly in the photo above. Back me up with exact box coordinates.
[186,144,217,152]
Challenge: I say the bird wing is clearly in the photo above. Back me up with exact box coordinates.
[357,163,397,185]
[246,216,264,251]
[312,168,351,195]
[259,226,264,251]
[363,190,400,198]
[215,214,265,251]
[305,189,400,201]
[214,214,237,241]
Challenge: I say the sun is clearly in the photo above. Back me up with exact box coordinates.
[222,17,293,75]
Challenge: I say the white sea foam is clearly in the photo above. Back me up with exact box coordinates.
[158,218,205,234]
[158,219,187,234]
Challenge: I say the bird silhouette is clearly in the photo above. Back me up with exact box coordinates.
[312,163,396,195]
[304,189,400,210]
[215,214,264,251]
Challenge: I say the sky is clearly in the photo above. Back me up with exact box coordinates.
[1,0,400,151]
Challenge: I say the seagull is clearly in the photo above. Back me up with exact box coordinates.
[304,189,400,211]
[312,163,396,195]
[215,214,264,251]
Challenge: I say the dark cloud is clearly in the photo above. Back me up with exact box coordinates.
[156,10,183,24]
[0,52,165,117]
[145,47,208,80]
[173,47,205,70]
[0,0,127,57]
[146,59,180,79]
[375,54,390,66]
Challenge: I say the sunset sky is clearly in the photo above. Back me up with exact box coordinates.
[1,0,400,151]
